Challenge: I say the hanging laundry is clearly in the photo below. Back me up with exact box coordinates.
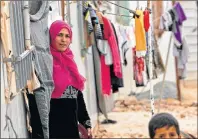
[144,10,151,80]
[29,1,54,138]
[124,26,136,65]
[172,2,187,48]
[96,11,104,25]
[88,6,98,24]
[102,16,122,78]
[114,24,133,66]
[159,11,173,31]
[119,25,128,64]
[100,55,112,95]
[110,65,124,93]
[114,24,125,64]
[135,10,147,52]
[91,19,114,120]
[96,24,112,95]
[133,48,146,87]
[95,24,103,39]
[143,9,150,32]
[159,2,187,49]
[173,36,189,79]
[83,4,94,48]
[83,2,94,34]
[96,38,113,66]
[110,22,124,93]
[96,39,108,55]
[125,26,136,48]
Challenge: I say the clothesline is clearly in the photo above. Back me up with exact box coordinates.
[59,1,162,23]
[104,1,140,18]
[77,2,134,18]
[102,10,134,18]
[82,1,163,23]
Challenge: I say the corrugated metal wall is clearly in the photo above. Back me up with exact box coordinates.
[9,1,33,90]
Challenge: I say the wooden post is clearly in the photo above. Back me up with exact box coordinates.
[172,0,181,101]
[175,57,181,101]
[61,0,65,20]
[152,1,164,39]
[147,0,150,8]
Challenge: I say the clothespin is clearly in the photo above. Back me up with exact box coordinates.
[145,7,152,14]
[49,6,52,11]
[129,10,139,18]
[102,10,106,15]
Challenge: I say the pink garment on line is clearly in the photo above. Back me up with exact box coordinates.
[49,20,86,98]
[102,16,122,78]
[100,55,111,95]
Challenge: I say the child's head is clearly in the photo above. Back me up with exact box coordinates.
[148,113,181,139]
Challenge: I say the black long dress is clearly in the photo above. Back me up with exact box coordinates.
[49,86,91,138]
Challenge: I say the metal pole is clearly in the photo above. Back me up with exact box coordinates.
[66,1,71,26]
[148,1,155,116]
[0,41,2,108]
[137,1,139,9]
[77,1,85,57]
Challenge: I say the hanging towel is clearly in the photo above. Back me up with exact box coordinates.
[135,10,147,51]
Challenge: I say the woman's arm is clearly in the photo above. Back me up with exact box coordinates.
[77,91,91,129]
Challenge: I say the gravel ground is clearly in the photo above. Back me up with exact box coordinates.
[94,97,197,138]
[130,81,177,100]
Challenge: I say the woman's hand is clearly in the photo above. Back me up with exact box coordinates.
[87,128,92,137]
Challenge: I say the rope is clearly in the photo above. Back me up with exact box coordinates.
[104,1,139,17]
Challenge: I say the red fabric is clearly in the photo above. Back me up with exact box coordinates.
[78,123,92,138]
[143,10,150,32]
[133,48,144,86]
[136,57,144,73]
[49,20,86,98]
[100,55,111,95]
[102,16,122,78]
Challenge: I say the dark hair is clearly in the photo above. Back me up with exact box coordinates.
[148,113,180,139]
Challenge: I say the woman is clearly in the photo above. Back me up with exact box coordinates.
[49,20,92,138]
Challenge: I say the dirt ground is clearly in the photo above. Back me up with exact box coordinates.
[94,97,197,138]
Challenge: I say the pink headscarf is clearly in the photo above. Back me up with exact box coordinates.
[49,20,86,98]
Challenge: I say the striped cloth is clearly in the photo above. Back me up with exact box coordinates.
[83,2,94,34]
[95,24,103,39]
[29,1,54,138]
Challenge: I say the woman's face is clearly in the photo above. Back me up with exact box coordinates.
[53,28,71,52]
